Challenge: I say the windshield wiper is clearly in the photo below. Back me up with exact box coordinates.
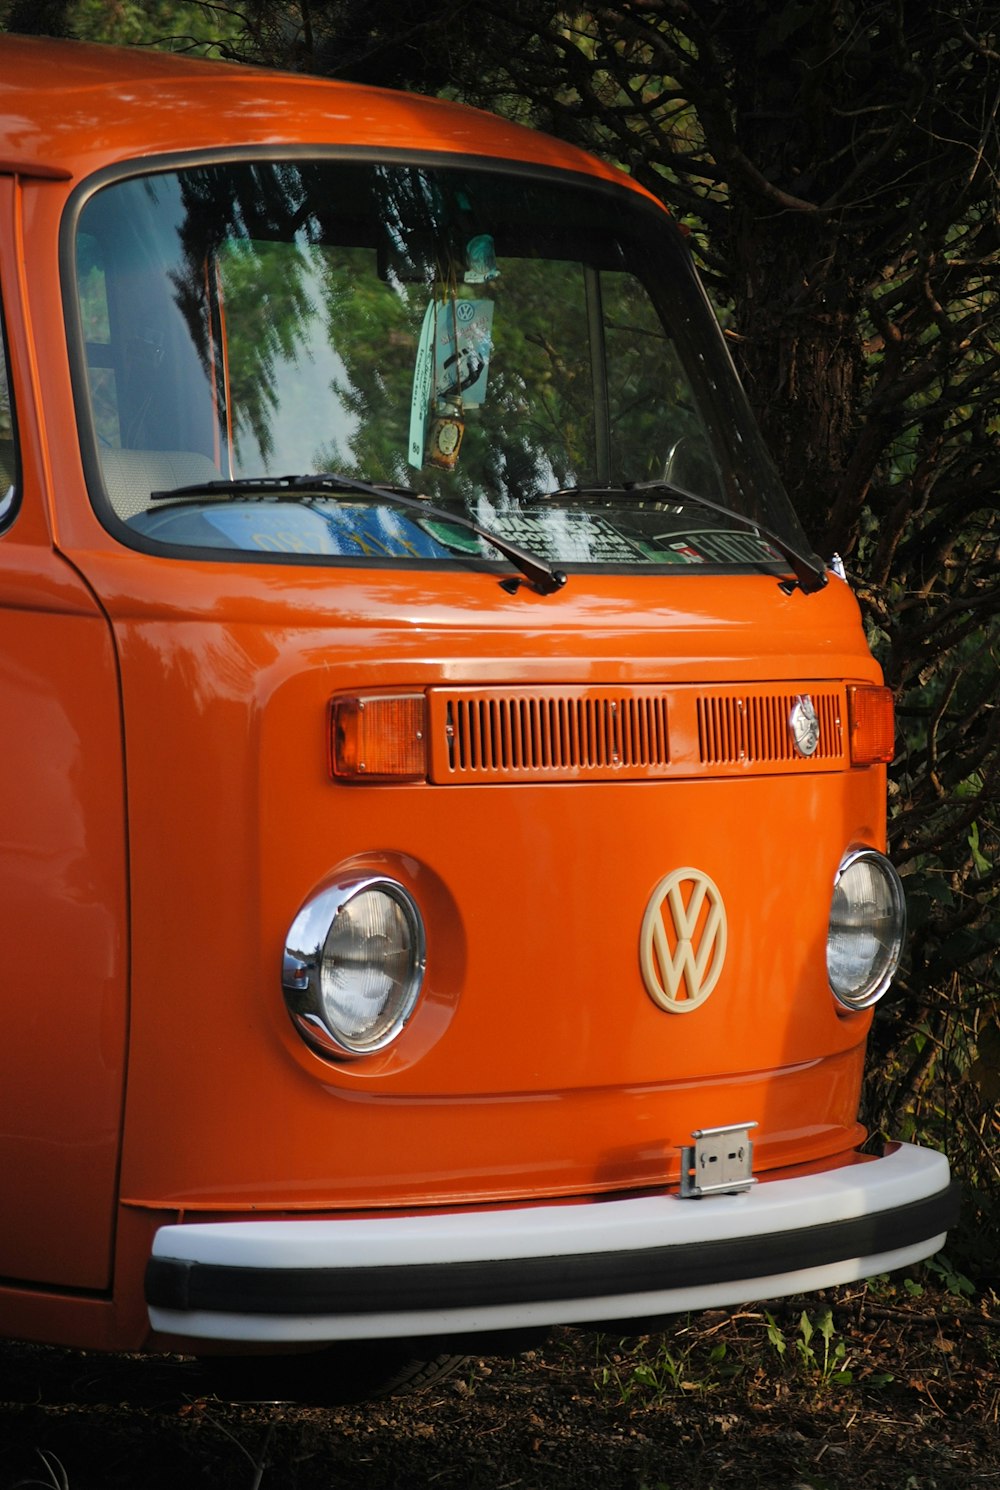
[542,479,827,596]
[150,471,567,597]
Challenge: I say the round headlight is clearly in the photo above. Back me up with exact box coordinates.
[827,849,905,1010]
[283,877,426,1058]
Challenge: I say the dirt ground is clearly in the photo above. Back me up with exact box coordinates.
[1,1288,998,1490]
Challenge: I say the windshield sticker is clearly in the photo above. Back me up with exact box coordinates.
[317,504,454,558]
[198,505,342,554]
[630,539,704,564]
[420,511,645,564]
[417,513,788,569]
[655,530,784,566]
[198,503,453,559]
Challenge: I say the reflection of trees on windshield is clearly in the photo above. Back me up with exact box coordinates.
[167,165,322,465]
[306,247,424,484]
[216,240,322,467]
[160,162,609,500]
[164,162,479,477]
[154,161,716,506]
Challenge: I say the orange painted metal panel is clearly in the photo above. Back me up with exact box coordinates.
[65,558,880,1217]
[0,550,127,1287]
[0,173,128,1291]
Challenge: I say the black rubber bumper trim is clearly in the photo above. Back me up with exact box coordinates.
[146,1181,960,1319]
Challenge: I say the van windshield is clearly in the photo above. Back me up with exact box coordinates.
[70,157,820,580]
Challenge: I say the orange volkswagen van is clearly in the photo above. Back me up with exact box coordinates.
[0,36,956,1397]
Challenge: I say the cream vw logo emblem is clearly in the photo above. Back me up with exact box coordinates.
[640,868,727,1013]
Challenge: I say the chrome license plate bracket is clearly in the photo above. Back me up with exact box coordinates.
[680,1122,758,1198]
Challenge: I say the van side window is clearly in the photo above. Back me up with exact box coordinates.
[77,233,120,449]
[0,311,17,528]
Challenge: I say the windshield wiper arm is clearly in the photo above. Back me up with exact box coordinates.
[150,471,567,597]
[304,474,567,596]
[543,479,827,596]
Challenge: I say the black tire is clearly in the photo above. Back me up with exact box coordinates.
[199,1340,471,1405]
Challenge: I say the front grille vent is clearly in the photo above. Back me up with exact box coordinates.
[425,683,847,784]
[697,689,843,765]
[428,687,670,783]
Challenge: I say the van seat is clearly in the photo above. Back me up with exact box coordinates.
[0,438,16,496]
[99,448,222,520]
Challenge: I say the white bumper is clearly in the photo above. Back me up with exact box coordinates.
[146,1141,956,1344]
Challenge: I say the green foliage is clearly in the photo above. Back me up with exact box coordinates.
[595,1328,737,1404]
[923,1253,977,1301]
[594,1304,894,1412]
[71,0,237,49]
[763,1309,854,1389]
[1,0,243,52]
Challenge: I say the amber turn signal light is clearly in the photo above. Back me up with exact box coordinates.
[330,694,428,781]
[847,685,895,765]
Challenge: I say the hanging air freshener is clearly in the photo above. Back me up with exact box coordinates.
[434,299,494,408]
[426,405,465,470]
[464,233,499,283]
[407,300,437,470]
[409,290,495,471]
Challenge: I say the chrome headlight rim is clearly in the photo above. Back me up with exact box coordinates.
[282,875,426,1060]
[827,847,906,1011]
